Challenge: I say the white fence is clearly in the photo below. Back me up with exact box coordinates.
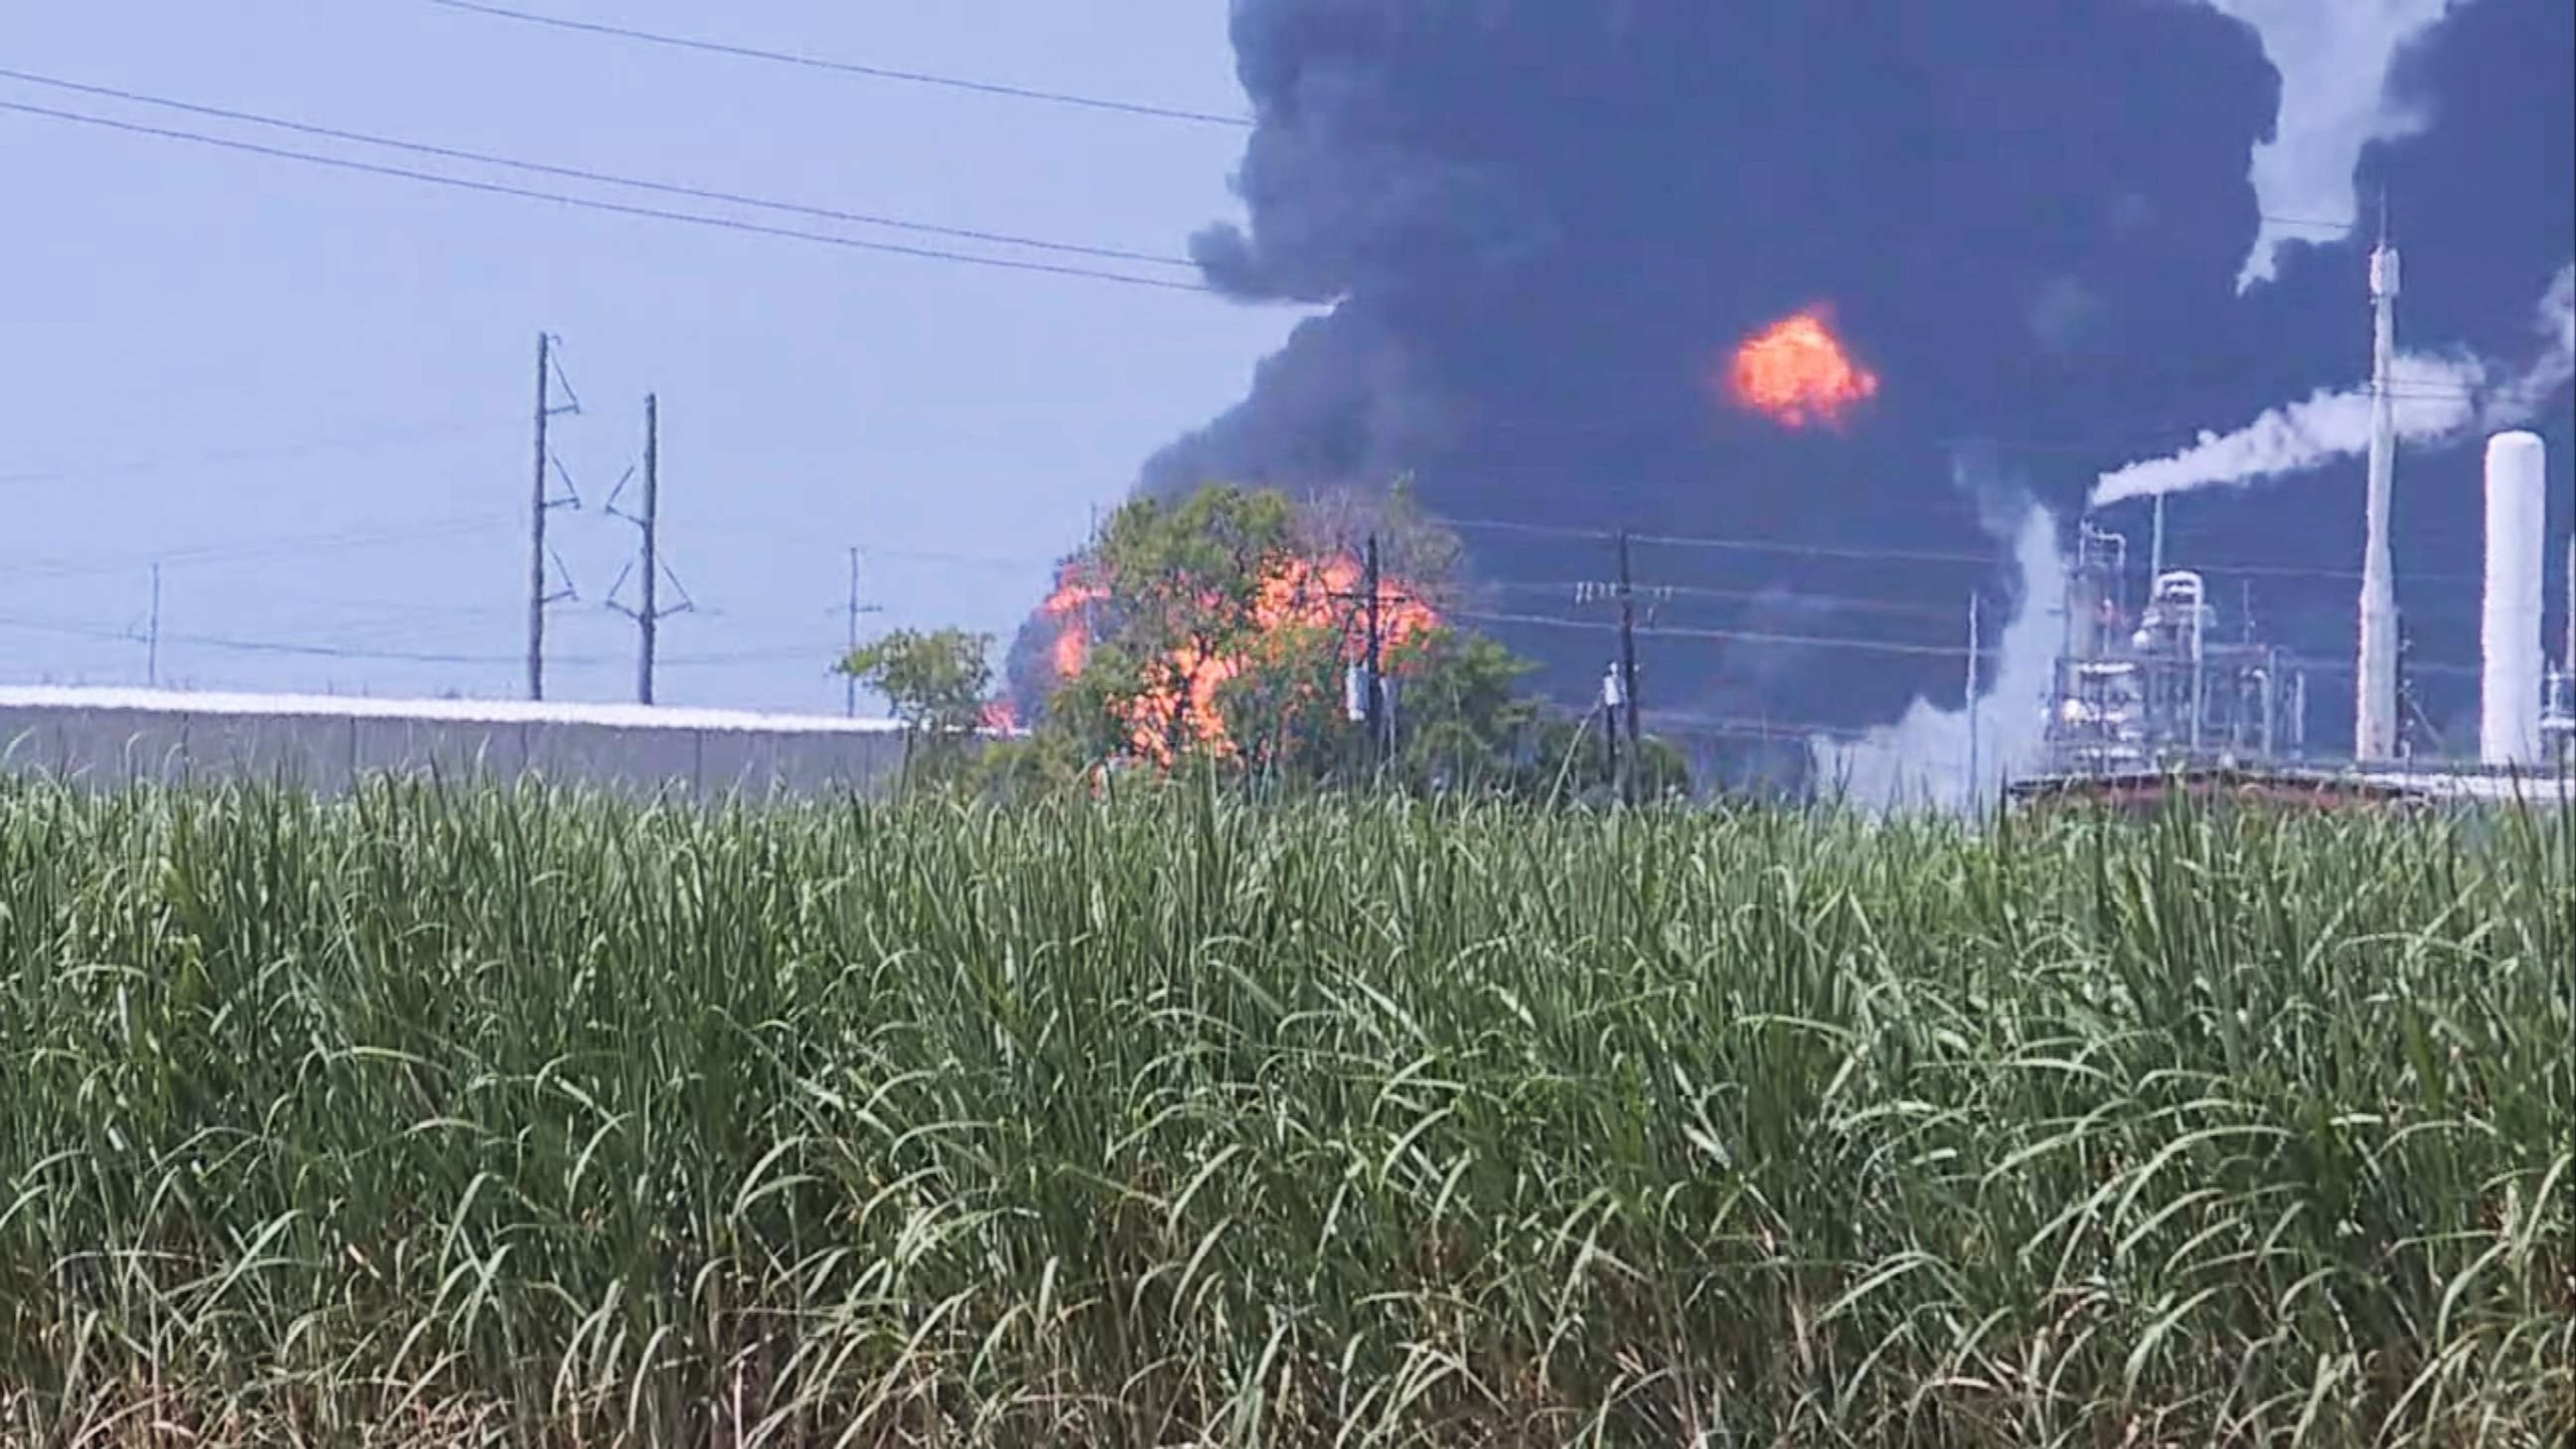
[0,688,911,798]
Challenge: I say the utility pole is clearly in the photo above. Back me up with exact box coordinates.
[1966,592,1983,812]
[860,543,880,711]
[1363,533,1385,770]
[527,332,580,700]
[844,547,885,717]
[1086,502,1103,647]
[530,333,549,700]
[146,564,162,688]
[606,393,689,707]
[638,393,660,705]
[1601,662,1623,791]
[1615,530,1641,802]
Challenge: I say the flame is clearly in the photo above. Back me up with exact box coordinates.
[979,699,1021,734]
[1726,308,1880,429]
[1045,552,1438,765]
[1042,567,1109,679]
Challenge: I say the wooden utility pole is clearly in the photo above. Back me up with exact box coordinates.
[637,393,660,705]
[844,547,885,718]
[847,547,863,718]
[146,564,161,689]
[1966,593,1983,811]
[1363,532,1384,768]
[1601,663,1622,791]
[1615,529,1641,802]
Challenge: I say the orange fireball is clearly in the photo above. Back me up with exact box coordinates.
[1726,307,1880,429]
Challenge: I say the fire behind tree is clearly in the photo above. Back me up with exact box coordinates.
[1041,549,1438,765]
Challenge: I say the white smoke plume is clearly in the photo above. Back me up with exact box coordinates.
[1811,498,2068,813]
[2214,0,2454,289]
[2481,262,2576,423]
[2090,261,2576,508]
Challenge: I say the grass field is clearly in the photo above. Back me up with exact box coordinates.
[0,776,2568,1446]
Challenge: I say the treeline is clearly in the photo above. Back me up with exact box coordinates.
[843,481,1691,802]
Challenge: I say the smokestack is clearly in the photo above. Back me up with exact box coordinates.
[2480,431,2547,767]
[2355,237,2402,762]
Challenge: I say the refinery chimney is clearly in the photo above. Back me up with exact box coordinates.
[2354,237,2402,762]
[2480,431,2547,766]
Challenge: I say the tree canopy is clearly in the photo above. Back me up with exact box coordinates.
[1002,481,1690,802]
[839,626,993,737]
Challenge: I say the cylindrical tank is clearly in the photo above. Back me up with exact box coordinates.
[2480,431,2547,767]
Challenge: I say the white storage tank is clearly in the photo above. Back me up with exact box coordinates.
[2480,431,2547,767]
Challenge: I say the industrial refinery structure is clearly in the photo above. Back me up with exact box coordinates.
[2041,529,2314,776]
[2040,245,2565,799]
[2039,423,2571,789]
[2033,229,2573,797]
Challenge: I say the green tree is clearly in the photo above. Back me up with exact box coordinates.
[1048,485,1305,766]
[1015,480,1694,802]
[839,627,993,779]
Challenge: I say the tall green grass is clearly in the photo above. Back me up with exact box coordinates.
[0,776,2567,1446]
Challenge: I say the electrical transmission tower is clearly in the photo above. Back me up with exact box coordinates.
[527,332,584,700]
[604,393,693,704]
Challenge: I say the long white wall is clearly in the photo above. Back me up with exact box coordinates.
[0,689,914,798]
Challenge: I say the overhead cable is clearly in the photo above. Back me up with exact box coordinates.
[0,67,1198,269]
[426,0,1254,127]
[0,99,1214,293]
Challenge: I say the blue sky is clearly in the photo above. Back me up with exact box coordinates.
[1,0,1306,712]
[4,2,2562,740]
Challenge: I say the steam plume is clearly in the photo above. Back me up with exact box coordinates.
[1813,486,2067,813]
[2090,262,2575,508]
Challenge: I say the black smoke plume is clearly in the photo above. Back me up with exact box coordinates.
[1015,0,2573,758]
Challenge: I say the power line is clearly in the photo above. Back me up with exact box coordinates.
[0,605,852,673]
[0,68,1198,271]
[0,611,536,667]
[1444,514,2000,567]
[1444,511,2495,589]
[426,0,1254,128]
[1449,608,1977,660]
[1487,578,1968,622]
[1642,709,1876,745]
[0,98,1215,293]
[0,413,516,490]
[5,513,520,582]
